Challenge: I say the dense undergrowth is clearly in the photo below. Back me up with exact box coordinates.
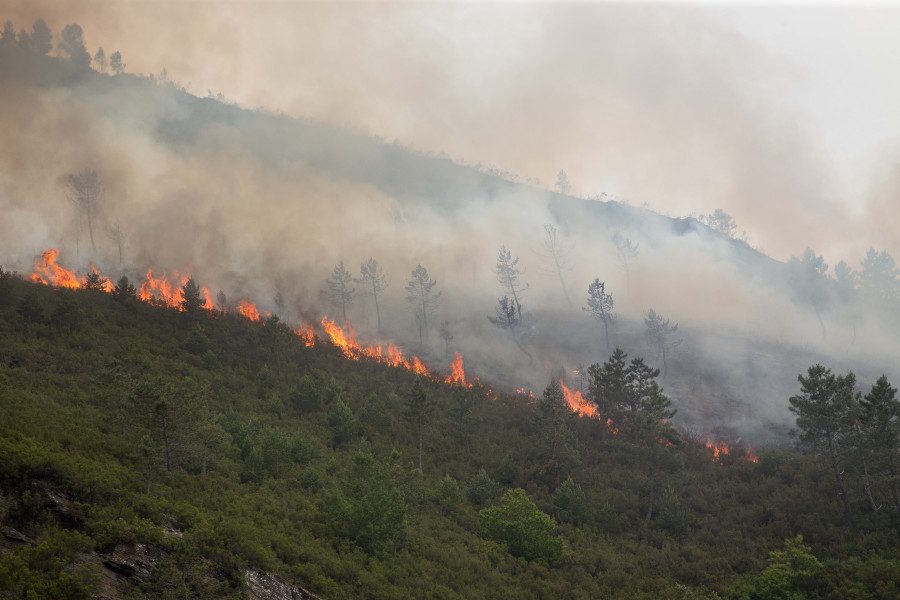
[1,272,899,599]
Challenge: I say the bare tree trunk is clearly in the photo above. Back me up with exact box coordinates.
[86,205,97,254]
[602,317,611,357]
[552,256,571,308]
[890,457,900,515]
[419,291,429,342]
[828,437,853,527]
[161,409,172,473]
[372,282,381,333]
[815,309,827,340]
[418,431,424,474]
[512,335,533,365]
[862,459,880,512]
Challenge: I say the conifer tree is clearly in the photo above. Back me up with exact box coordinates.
[789,364,858,527]
[405,377,435,473]
[326,260,354,323]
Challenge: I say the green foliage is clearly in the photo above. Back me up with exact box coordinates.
[179,277,207,314]
[478,488,564,564]
[657,485,690,537]
[0,528,96,599]
[437,474,462,514]
[290,374,320,412]
[320,445,407,556]
[789,364,858,526]
[112,275,137,300]
[82,270,107,291]
[745,535,823,600]
[467,466,502,508]
[50,289,84,332]
[328,398,357,448]
[533,380,580,486]
[0,277,898,599]
[16,291,45,324]
[553,476,587,525]
[184,324,210,355]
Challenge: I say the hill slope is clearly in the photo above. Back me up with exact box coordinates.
[1,273,899,599]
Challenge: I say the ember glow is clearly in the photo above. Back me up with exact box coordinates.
[746,444,759,464]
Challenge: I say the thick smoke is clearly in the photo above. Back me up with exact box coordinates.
[2,5,900,445]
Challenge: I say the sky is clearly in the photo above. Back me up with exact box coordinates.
[5,0,900,265]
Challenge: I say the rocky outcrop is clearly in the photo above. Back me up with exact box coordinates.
[244,568,323,600]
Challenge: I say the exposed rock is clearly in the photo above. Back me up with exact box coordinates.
[0,525,33,544]
[244,568,323,600]
[102,541,170,581]
[0,525,34,555]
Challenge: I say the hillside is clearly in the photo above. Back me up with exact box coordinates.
[1,271,900,599]
[7,31,899,451]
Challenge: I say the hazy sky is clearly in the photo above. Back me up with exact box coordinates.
[6,1,900,265]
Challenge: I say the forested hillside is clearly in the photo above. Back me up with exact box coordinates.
[1,270,899,599]
[6,18,900,451]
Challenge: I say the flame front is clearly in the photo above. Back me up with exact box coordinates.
[560,380,598,419]
[445,352,470,387]
[746,443,759,463]
[29,249,81,289]
[25,248,764,465]
[296,323,315,347]
[706,440,730,462]
[237,299,260,321]
[319,316,435,378]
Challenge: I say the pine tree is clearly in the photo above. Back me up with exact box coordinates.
[404,377,436,473]
[326,260,354,323]
[180,277,207,315]
[584,278,614,356]
[789,365,858,527]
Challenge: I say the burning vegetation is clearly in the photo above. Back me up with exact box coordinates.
[24,247,761,464]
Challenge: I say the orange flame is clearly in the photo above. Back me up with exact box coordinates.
[706,440,730,462]
[202,286,214,310]
[445,352,470,387]
[29,249,81,289]
[560,380,598,418]
[296,323,315,347]
[607,418,619,436]
[319,316,435,377]
[321,317,358,357]
[237,299,260,321]
[746,443,759,464]
[139,268,188,307]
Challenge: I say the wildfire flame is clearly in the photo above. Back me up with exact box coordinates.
[560,380,599,419]
[319,317,440,379]
[746,443,759,464]
[237,299,260,321]
[139,268,189,307]
[29,249,81,289]
[706,440,730,462]
[445,352,471,387]
[296,323,315,347]
[607,418,619,436]
[24,249,764,466]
